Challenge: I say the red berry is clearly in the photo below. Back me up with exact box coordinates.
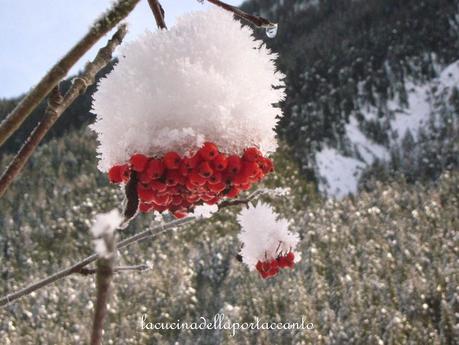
[108,165,125,183]
[150,180,167,192]
[152,193,172,206]
[259,157,274,174]
[205,197,220,205]
[183,153,201,169]
[255,261,263,272]
[185,180,199,192]
[139,202,154,213]
[130,153,148,172]
[200,193,215,202]
[232,171,250,185]
[137,171,152,184]
[137,185,156,202]
[173,210,188,219]
[172,195,184,206]
[152,204,168,213]
[242,161,260,177]
[277,256,289,268]
[164,151,181,170]
[186,194,200,203]
[225,186,240,198]
[179,163,192,176]
[189,172,207,186]
[165,170,181,186]
[239,183,252,191]
[208,182,226,193]
[208,172,222,185]
[226,155,242,175]
[199,142,219,160]
[286,252,295,263]
[243,147,262,162]
[146,159,165,179]
[198,161,213,178]
[261,261,271,273]
[213,154,228,171]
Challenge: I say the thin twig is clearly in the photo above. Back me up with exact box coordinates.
[0,217,194,308]
[147,0,167,29]
[0,25,128,198]
[205,0,275,27]
[0,0,140,147]
[74,264,151,275]
[0,190,267,307]
[90,232,117,345]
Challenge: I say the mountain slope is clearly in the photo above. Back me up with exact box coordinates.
[242,0,459,196]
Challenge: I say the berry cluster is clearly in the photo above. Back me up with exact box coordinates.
[255,252,295,279]
[107,142,274,218]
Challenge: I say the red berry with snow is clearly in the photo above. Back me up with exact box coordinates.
[213,154,228,171]
[108,165,125,183]
[130,153,149,172]
[163,151,181,170]
[199,142,219,160]
[243,147,262,162]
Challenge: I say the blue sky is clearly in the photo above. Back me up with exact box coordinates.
[0,0,241,98]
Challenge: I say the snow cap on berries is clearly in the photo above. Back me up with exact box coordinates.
[237,202,300,270]
[91,8,285,172]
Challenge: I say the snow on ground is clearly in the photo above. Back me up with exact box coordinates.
[316,60,459,198]
[316,147,365,198]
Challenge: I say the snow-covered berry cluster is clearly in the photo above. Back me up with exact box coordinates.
[256,251,295,279]
[237,203,301,279]
[107,142,274,218]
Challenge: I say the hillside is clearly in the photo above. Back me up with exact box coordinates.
[1,128,457,344]
[242,0,459,196]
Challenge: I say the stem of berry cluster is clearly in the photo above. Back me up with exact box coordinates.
[0,0,140,148]
[0,25,128,198]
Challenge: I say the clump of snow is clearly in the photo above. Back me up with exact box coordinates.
[91,8,285,172]
[193,204,218,219]
[90,209,122,257]
[237,203,300,270]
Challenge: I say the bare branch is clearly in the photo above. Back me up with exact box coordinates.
[0,25,128,198]
[0,0,140,147]
[147,0,167,29]
[0,189,270,307]
[204,0,275,27]
[90,231,117,345]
